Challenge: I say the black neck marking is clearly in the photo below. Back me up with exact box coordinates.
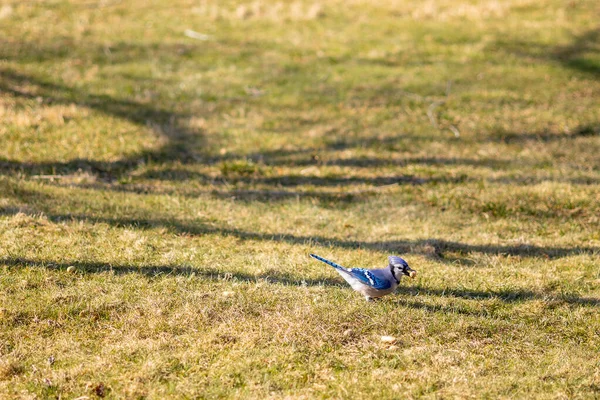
[389,264,400,284]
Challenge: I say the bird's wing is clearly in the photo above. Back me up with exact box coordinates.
[310,254,392,290]
[345,268,393,290]
[388,255,408,267]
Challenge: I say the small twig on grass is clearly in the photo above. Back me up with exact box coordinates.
[427,80,460,137]
[427,100,445,129]
[449,124,461,138]
[184,29,212,41]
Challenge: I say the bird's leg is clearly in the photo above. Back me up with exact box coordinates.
[365,296,374,302]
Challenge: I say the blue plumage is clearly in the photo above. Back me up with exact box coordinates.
[345,268,392,290]
[388,255,409,268]
[310,253,416,301]
[309,254,347,271]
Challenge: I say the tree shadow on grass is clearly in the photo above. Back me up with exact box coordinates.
[394,296,600,318]
[395,284,600,307]
[0,68,471,199]
[0,257,343,288]
[0,69,203,178]
[495,26,600,78]
[554,27,600,78]
[2,48,598,197]
[488,125,600,144]
[1,256,598,309]
[47,181,367,204]
[1,206,597,261]
[0,67,478,206]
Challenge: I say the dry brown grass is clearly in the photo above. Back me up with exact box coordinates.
[1,0,599,398]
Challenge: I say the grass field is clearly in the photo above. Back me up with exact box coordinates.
[1,0,599,398]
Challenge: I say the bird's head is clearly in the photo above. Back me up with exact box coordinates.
[390,256,417,279]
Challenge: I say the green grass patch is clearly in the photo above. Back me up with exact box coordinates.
[1,0,599,398]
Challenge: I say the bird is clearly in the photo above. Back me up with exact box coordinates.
[310,253,416,301]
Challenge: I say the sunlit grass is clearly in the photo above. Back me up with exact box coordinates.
[1,0,599,398]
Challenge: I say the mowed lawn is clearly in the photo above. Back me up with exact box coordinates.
[1,0,599,398]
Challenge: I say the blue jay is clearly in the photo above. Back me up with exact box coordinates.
[310,254,416,301]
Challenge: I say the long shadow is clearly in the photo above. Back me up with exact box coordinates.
[3,53,597,195]
[2,257,598,308]
[0,68,478,202]
[241,174,465,187]
[1,39,204,66]
[2,25,598,315]
[136,168,464,186]
[554,27,600,77]
[257,155,512,169]
[394,295,600,316]
[0,69,204,178]
[48,182,365,203]
[488,175,600,186]
[0,257,342,287]
[494,26,600,78]
[0,68,472,195]
[1,205,597,260]
[395,284,600,307]
[0,70,445,167]
[393,298,487,317]
[488,125,599,144]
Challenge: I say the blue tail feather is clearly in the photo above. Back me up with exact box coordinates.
[309,254,348,271]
